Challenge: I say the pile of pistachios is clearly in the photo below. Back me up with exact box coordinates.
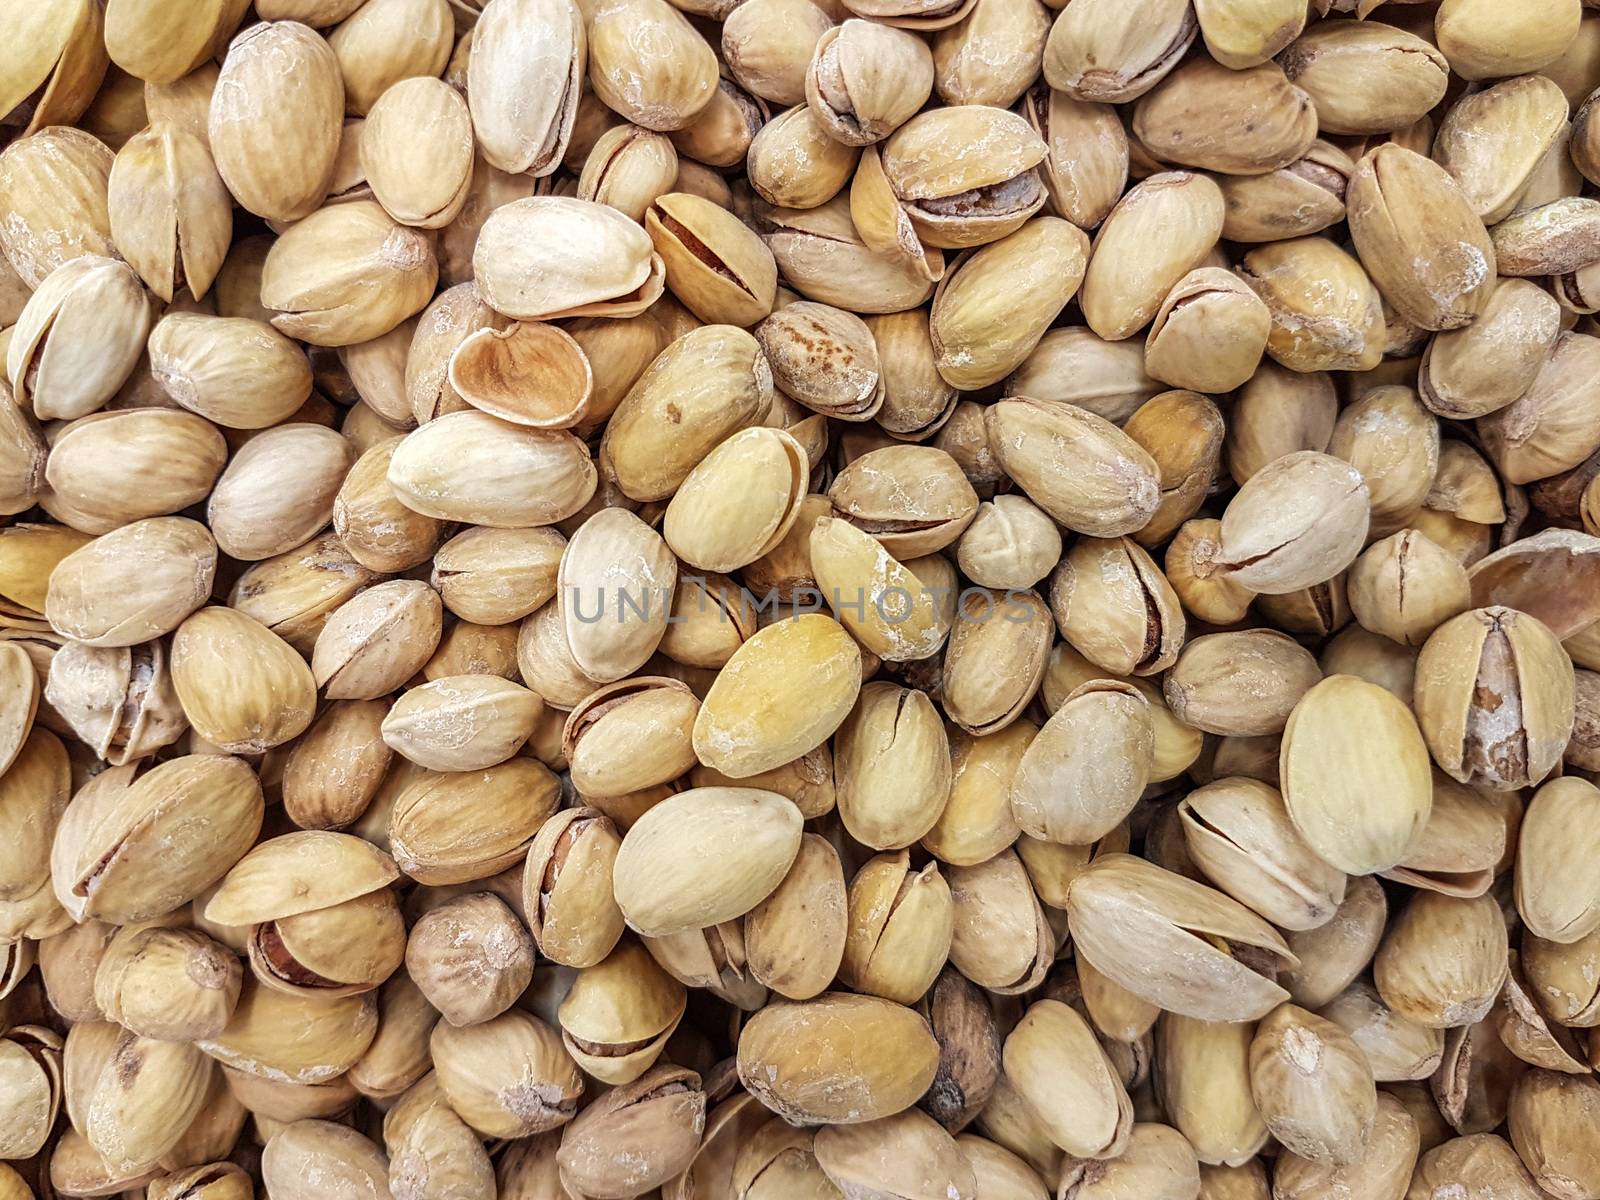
[6,0,1600,1196]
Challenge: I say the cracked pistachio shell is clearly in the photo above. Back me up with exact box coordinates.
[1042,0,1195,102]
[1491,198,1600,277]
[1049,535,1184,677]
[45,639,185,767]
[1058,1122,1201,1200]
[829,444,977,558]
[758,302,885,421]
[430,526,565,627]
[1279,674,1433,875]
[579,125,678,224]
[1406,1133,1553,1200]
[280,700,392,832]
[1281,875,1387,1011]
[447,319,593,431]
[261,1121,387,1200]
[1239,236,1386,372]
[983,398,1161,536]
[1003,1000,1131,1160]
[1279,20,1448,136]
[816,1109,976,1200]
[207,424,353,561]
[746,104,859,209]
[806,20,934,146]
[1179,777,1348,932]
[0,127,115,290]
[808,518,957,663]
[207,22,343,222]
[147,1163,253,1200]
[558,507,675,683]
[51,753,262,924]
[558,939,685,1084]
[45,516,216,648]
[1164,631,1322,737]
[1320,980,1444,1083]
[930,216,1088,389]
[198,979,377,1084]
[406,282,511,424]
[107,123,231,302]
[1348,530,1471,646]
[588,0,718,130]
[1248,1003,1377,1167]
[522,806,626,968]
[745,832,848,1001]
[1415,606,1576,791]
[0,0,107,137]
[1157,1015,1268,1168]
[1144,271,1270,395]
[841,849,953,1000]
[404,892,533,1026]
[1217,140,1351,244]
[1011,681,1153,845]
[601,324,773,501]
[432,1009,582,1137]
[467,0,584,176]
[922,721,1032,866]
[310,579,442,701]
[380,674,543,772]
[1374,891,1509,1029]
[1436,0,1582,80]
[1515,776,1600,943]
[1213,451,1370,594]
[383,1073,497,1200]
[1018,87,1127,235]
[170,606,315,753]
[1135,58,1316,176]
[937,588,1051,738]
[205,832,398,933]
[361,77,472,230]
[557,1064,707,1197]
[388,757,560,885]
[1524,926,1600,1029]
[1065,855,1299,1023]
[7,255,150,421]
[474,195,663,322]
[563,678,699,796]
[840,0,977,31]
[94,925,241,1042]
[1420,278,1561,421]
[947,850,1053,994]
[389,409,596,527]
[737,992,938,1124]
[614,787,802,936]
[880,106,1047,249]
[147,313,313,430]
[646,193,777,328]
[1479,331,1600,486]
[931,0,1050,109]
[955,496,1061,591]
[693,614,862,778]
[261,201,437,347]
[1493,951,1591,1075]
[665,427,807,572]
[835,682,952,851]
[1381,772,1507,898]
[1079,172,1225,341]
[1434,75,1568,225]
[762,196,937,313]
[1347,145,1496,332]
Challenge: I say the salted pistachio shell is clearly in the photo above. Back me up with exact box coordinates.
[558,938,685,1084]
[807,518,957,663]
[7,255,151,421]
[207,22,344,222]
[1374,891,1510,1029]
[1079,171,1225,341]
[380,675,543,772]
[737,992,939,1125]
[1434,74,1568,226]
[1248,1004,1378,1168]
[44,516,216,648]
[815,1109,976,1199]
[828,444,977,559]
[834,682,953,852]
[0,126,116,290]
[522,806,627,968]
[0,0,108,136]
[556,1064,707,1197]
[664,427,807,572]
[1057,1122,1201,1200]
[1157,1014,1268,1169]
[1479,331,1600,486]
[1049,535,1184,677]
[1144,271,1269,395]
[579,125,678,223]
[1281,875,1388,1011]
[1435,0,1582,81]
[1019,86,1128,233]
[762,196,937,313]
[170,606,315,753]
[205,831,399,927]
[1382,773,1507,898]
[746,104,859,210]
[1213,451,1370,594]
[1134,58,1316,176]
[1041,0,1196,103]
[196,979,376,1085]
[389,409,597,527]
[614,787,802,936]
[1065,854,1299,1023]
[147,313,313,430]
[1278,19,1448,136]
[1003,999,1131,1160]
[51,753,262,924]
[930,216,1088,389]
[404,893,533,1026]
[430,526,565,627]
[646,192,777,328]
[281,700,392,831]
[1011,681,1152,845]
[744,833,848,1002]
[1420,278,1561,421]
[360,76,472,230]
[806,20,934,146]
[107,123,231,302]
[93,926,241,1042]
[693,614,862,778]
[588,0,718,131]
[260,1120,388,1200]
[466,0,584,176]
[1216,140,1352,244]
[1516,776,1600,944]
[207,424,353,561]
[557,507,675,682]
[388,757,561,885]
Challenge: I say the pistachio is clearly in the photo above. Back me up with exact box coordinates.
[466,0,584,176]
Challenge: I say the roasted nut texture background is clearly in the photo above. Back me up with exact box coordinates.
[4,0,1600,1198]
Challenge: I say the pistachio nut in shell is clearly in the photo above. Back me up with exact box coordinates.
[522,805,627,968]
[465,0,585,177]
[814,1108,977,1200]
[1019,86,1129,234]
[1420,278,1561,421]
[646,192,777,328]
[430,1009,583,1137]
[1478,331,1600,487]
[664,427,807,572]
[556,1064,707,1198]
[827,444,979,559]
[557,938,685,1085]
[1279,674,1433,875]
[405,892,533,1026]
[940,590,1053,738]
[756,301,886,422]
[311,578,443,701]
[207,424,354,561]
[0,125,116,290]
[379,674,543,772]
[106,122,232,303]
[146,312,314,431]
[1065,854,1299,1023]
[613,787,802,937]
[1515,776,1600,944]
[1041,0,1196,103]
[587,0,718,132]
[1465,530,1600,642]
[1143,271,1270,395]
[1277,20,1448,136]
[1433,74,1569,226]
[44,516,216,648]
[360,77,473,230]
[169,606,316,754]
[1213,451,1370,594]
[1414,606,1576,792]
[1156,1014,1268,1168]
[737,992,939,1125]
[1057,1122,1202,1200]
[1434,0,1582,81]
[1237,237,1386,373]
[1002,999,1131,1159]
[693,614,862,778]
[387,757,560,885]
[1248,1003,1378,1167]
[1133,58,1316,176]
[806,21,934,146]
[1373,890,1510,1029]
[197,979,377,1085]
